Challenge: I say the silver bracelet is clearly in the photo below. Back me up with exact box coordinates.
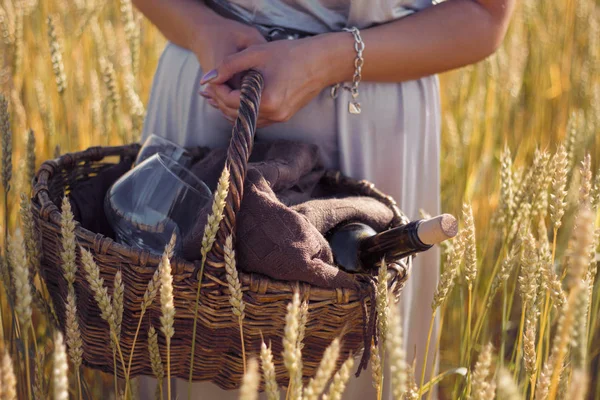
[330,27,365,114]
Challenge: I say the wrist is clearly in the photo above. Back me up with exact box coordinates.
[305,32,357,87]
[187,7,229,54]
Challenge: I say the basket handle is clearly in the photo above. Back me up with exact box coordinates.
[206,70,264,263]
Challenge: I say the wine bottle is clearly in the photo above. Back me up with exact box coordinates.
[327,214,458,273]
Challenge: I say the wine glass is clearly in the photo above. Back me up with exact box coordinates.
[135,134,193,167]
[105,153,212,254]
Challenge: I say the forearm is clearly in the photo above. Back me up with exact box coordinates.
[315,0,516,85]
[132,0,221,53]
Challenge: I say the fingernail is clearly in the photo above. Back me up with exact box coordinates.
[200,69,218,84]
[208,99,218,108]
[199,91,210,98]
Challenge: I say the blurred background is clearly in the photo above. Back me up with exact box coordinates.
[0,0,598,398]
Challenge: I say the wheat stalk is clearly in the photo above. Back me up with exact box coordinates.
[303,337,340,400]
[159,233,176,400]
[321,354,354,400]
[260,340,279,400]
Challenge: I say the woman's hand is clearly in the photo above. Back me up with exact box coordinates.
[199,35,352,127]
[192,19,266,84]
[192,18,266,114]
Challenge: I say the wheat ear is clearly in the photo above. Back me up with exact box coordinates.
[25,129,35,189]
[160,234,176,400]
[387,293,407,399]
[60,196,77,287]
[372,258,389,399]
[65,290,83,397]
[80,247,128,381]
[322,354,354,400]
[304,337,341,400]
[283,291,303,400]
[260,340,280,400]
[148,324,164,399]
[566,369,589,400]
[496,367,520,400]
[33,351,45,400]
[579,154,592,205]
[239,358,260,400]
[469,343,494,400]
[1,94,12,266]
[370,340,382,396]
[8,232,33,399]
[189,166,230,397]
[53,331,69,400]
[20,193,41,276]
[127,244,166,378]
[1,348,17,400]
[550,144,568,232]
[224,234,246,374]
[547,206,595,399]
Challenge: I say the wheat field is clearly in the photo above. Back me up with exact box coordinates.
[0,0,599,399]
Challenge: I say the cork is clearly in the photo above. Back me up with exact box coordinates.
[417,214,458,245]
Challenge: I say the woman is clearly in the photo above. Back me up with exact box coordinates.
[133,0,514,398]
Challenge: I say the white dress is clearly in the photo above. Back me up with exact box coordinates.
[140,0,440,398]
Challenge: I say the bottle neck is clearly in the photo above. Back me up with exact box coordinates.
[359,220,433,265]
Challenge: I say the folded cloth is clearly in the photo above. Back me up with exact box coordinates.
[182,140,395,289]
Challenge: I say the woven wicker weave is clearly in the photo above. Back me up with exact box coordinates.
[31,71,411,390]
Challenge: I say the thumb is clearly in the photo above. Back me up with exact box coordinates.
[200,50,260,85]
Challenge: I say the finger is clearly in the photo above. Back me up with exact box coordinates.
[212,96,238,121]
[210,84,241,110]
[199,49,262,85]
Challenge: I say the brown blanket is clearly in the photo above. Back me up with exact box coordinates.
[182,140,394,290]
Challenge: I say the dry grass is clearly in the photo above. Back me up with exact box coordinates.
[0,0,597,398]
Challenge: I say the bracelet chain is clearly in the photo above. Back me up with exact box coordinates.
[330,27,365,114]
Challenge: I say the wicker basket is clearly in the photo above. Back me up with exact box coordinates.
[30,71,411,389]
